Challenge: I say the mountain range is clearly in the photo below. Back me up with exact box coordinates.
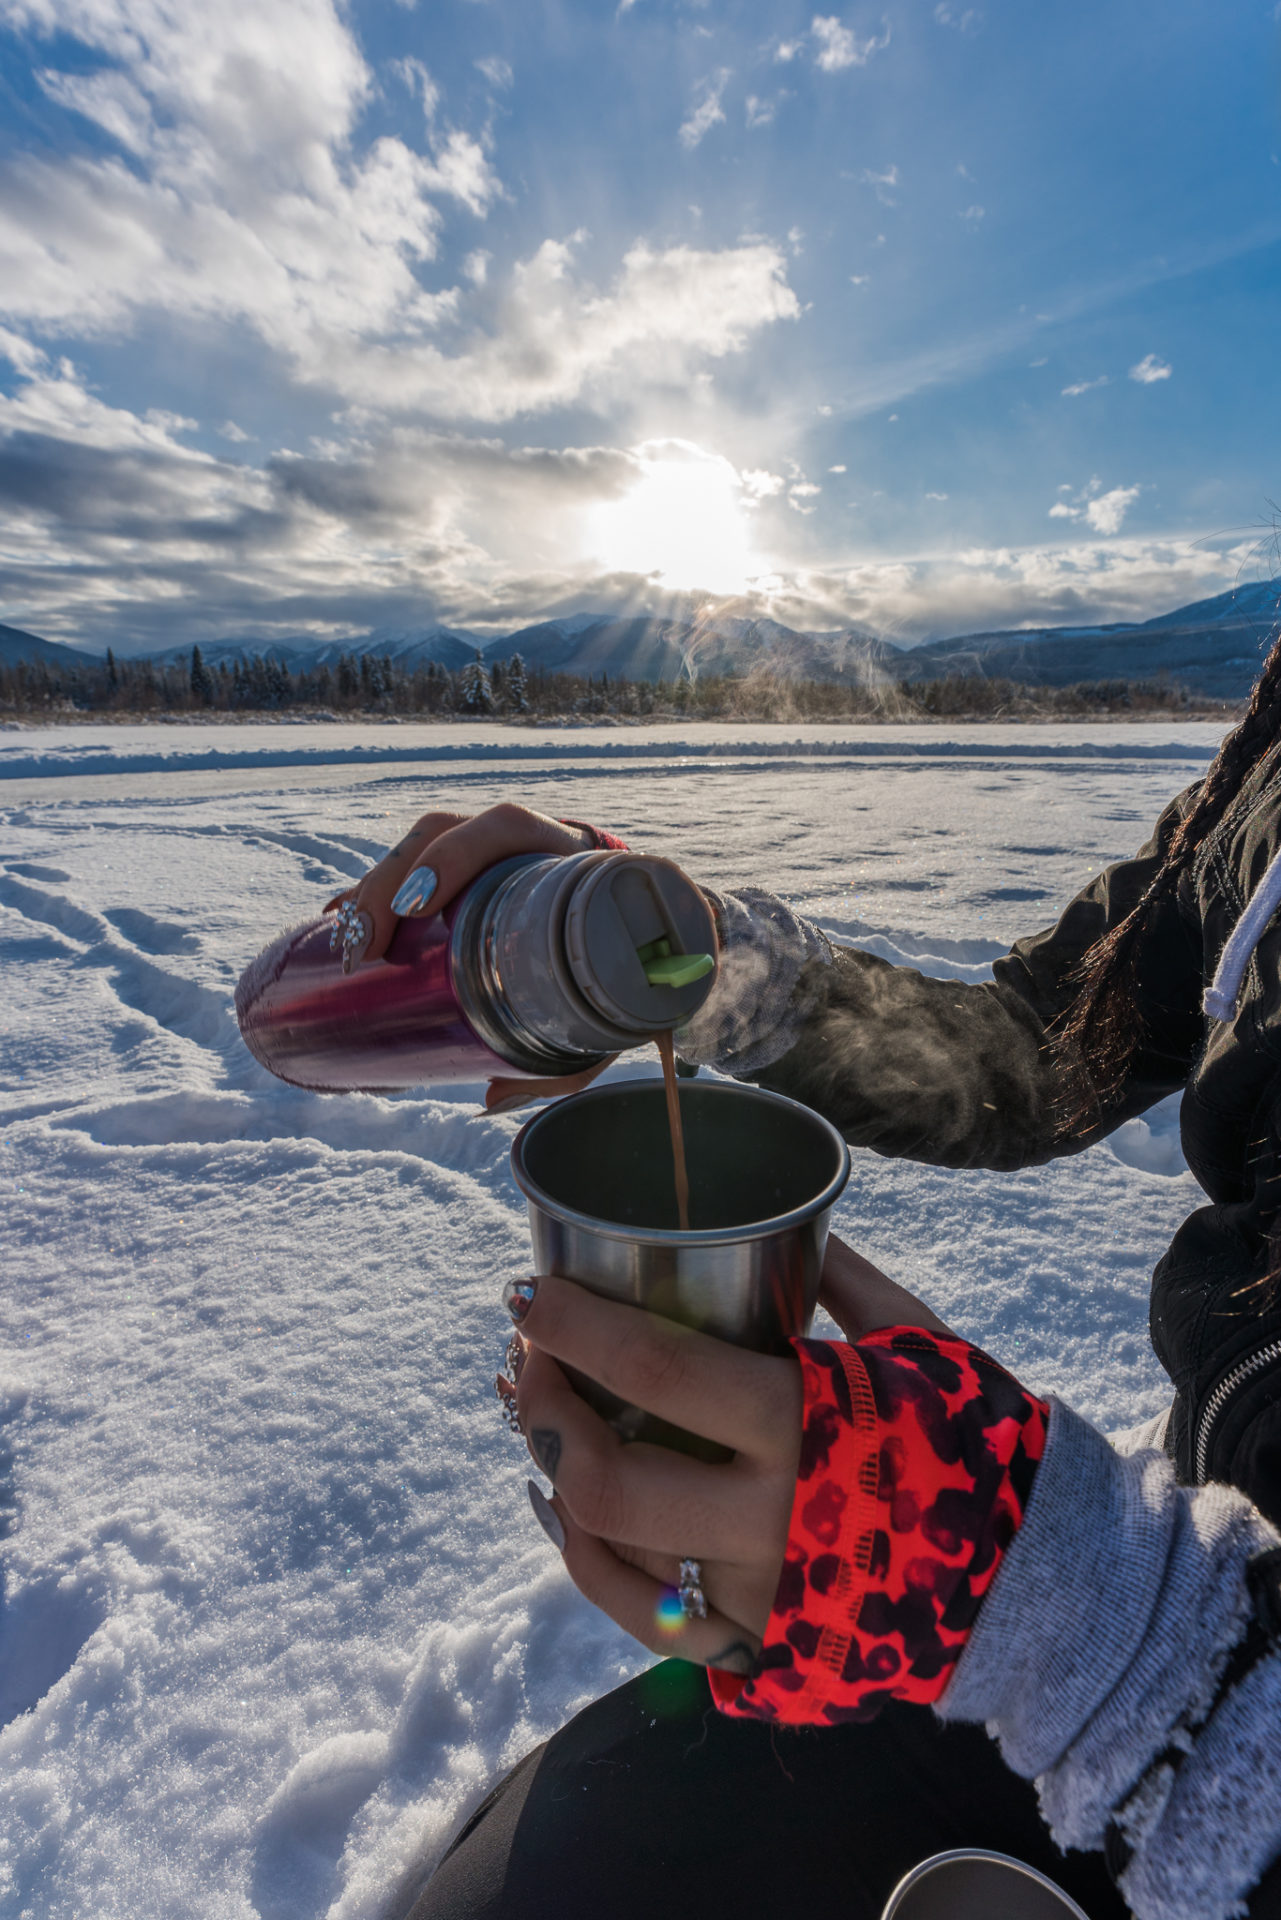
[3,581,1279,700]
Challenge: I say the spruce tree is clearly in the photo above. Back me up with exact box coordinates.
[460,649,493,714]
[505,652,528,713]
[190,645,213,705]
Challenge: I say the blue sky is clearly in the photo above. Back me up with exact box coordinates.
[0,0,1278,651]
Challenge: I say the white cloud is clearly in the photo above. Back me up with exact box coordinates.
[828,464,847,473]
[934,3,981,29]
[959,204,985,224]
[0,355,1251,653]
[774,38,803,61]
[315,236,801,420]
[849,274,870,286]
[860,164,899,205]
[745,94,777,129]
[464,249,491,286]
[0,0,498,358]
[475,57,513,88]
[218,421,254,443]
[925,490,948,501]
[1085,485,1141,535]
[1049,478,1141,535]
[741,468,785,500]
[789,480,821,513]
[679,69,731,150]
[1061,375,1109,397]
[394,55,440,121]
[1129,353,1173,384]
[811,14,891,71]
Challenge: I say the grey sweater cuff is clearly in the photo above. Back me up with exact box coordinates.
[940,1399,1281,1920]
[674,888,833,1075]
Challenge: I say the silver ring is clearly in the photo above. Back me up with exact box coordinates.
[678,1558,708,1620]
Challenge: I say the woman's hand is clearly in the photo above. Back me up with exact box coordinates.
[325,802,596,965]
[819,1232,955,1342]
[325,802,612,1113]
[505,1275,803,1674]
[502,1235,956,1671]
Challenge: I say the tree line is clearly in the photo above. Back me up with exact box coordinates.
[0,643,1238,723]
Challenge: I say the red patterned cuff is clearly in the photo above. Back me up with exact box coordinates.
[709,1328,1048,1726]
[560,818,629,852]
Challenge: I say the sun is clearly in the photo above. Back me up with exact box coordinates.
[582,441,762,595]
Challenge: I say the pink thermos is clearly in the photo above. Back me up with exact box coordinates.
[235,851,718,1093]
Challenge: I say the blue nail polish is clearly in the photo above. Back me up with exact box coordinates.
[391,868,437,916]
[528,1480,566,1553]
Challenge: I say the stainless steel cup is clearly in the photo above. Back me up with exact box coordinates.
[510,1079,851,1457]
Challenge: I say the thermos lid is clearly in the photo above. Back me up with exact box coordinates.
[561,853,717,1035]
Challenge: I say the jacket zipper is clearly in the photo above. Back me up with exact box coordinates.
[1194,1337,1281,1484]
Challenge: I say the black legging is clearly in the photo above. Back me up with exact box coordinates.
[402,1661,1131,1920]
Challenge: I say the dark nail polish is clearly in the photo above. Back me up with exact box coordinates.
[503,1279,536,1322]
[528,1480,565,1553]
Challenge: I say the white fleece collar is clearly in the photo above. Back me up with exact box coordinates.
[1204,843,1281,1022]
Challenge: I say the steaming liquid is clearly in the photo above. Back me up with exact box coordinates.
[656,1029,692,1232]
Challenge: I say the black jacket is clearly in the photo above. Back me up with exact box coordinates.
[752,753,1281,1526]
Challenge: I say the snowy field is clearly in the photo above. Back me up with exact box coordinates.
[0,718,1228,1919]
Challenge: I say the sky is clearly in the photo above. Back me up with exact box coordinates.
[0,0,1279,653]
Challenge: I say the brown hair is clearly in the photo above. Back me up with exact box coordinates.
[1055,629,1281,1129]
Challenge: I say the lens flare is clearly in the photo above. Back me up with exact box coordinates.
[655,1590,687,1635]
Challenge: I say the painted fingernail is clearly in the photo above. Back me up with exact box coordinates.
[504,1331,527,1384]
[391,868,438,916]
[503,1279,537,1322]
[322,894,344,914]
[528,1480,565,1553]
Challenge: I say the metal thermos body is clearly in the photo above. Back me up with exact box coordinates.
[235,850,717,1094]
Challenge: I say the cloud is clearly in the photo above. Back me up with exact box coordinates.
[849,274,870,286]
[860,165,899,205]
[475,57,513,89]
[959,204,985,224]
[0,355,1252,653]
[218,421,254,443]
[934,3,981,29]
[811,15,891,71]
[679,69,731,149]
[1129,353,1173,384]
[925,490,948,501]
[309,235,800,420]
[1085,485,1142,535]
[828,464,847,474]
[1061,375,1109,397]
[774,38,803,61]
[745,94,777,129]
[741,469,785,500]
[0,0,499,359]
[788,480,821,513]
[1048,477,1141,535]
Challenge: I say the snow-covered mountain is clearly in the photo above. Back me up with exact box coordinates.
[492,610,897,684]
[3,582,1278,696]
[141,626,483,675]
[0,622,99,669]
[895,583,1281,696]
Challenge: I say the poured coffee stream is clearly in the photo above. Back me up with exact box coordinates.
[656,1029,692,1231]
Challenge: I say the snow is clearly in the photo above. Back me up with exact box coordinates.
[0,718,1228,1918]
